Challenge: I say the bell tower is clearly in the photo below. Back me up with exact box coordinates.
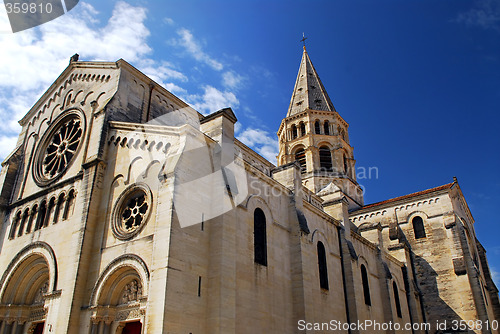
[277,46,364,209]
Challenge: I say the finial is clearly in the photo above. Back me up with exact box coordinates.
[70,53,79,63]
[300,33,308,51]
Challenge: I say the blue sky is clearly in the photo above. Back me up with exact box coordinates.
[0,0,499,284]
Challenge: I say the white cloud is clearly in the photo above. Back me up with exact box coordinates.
[140,60,188,90]
[491,267,500,286]
[237,128,278,164]
[234,122,242,134]
[455,0,500,32]
[222,71,245,90]
[187,85,239,115]
[163,17,175,25]
[0,135,19,161]
[174,28,223,71]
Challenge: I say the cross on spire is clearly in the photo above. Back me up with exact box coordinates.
[301,33,308,50]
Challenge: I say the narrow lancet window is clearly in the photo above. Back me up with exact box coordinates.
[317,241,329,290]
[35,201,47,231]
[393,282,402,318]
[254,208,267,266]
[300,122,306,136]
[412,216,426,239]
[324,121,330,135]
[9,212,21,239]
[315,121,321,134]
[343,155,349,176]
[18,209,29,237]
[361,264,371,305]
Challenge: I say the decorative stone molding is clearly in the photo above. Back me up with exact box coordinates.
[90,254,149,307]
[120,280,142,305]
[28,306,46,322]
[108,134,171,154]
[0,242,58,303]
[115,307,145,322]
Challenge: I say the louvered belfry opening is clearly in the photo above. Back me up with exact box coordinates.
[319,146,332,172]
[295,148,306,173]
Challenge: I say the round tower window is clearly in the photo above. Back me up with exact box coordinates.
[112,184,152,240]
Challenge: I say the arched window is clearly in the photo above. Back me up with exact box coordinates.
[45,197,56,227]
[18,209,29,237]
[63,189,76,220]
[53,193,65,224]
[295,148,306,173]
[393,281,402,318]
[26,205,37,234]
[254,208,267,266]
[300,122,306,136]
[315,120,321,134]
[412,216,426,239]
[324,121,330,135]
[35,201,47,231]
[292,125,298,139]
[361,264,371,305]
[317,241,329,290]
[343,155,349,175]
[319,146,332,172]
[9,212,21,239]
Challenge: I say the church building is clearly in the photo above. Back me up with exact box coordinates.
[0,47,498,333]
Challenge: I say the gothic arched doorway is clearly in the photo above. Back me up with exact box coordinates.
[0,243,58,333]
[89,255,149,334]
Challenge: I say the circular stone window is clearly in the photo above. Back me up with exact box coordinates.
[33,110,85,186]
[112,184,152,240]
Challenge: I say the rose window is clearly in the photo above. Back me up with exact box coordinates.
[33,110,85,187]
[42,118,82,178]
[121,193,148,231]
[112,184,152,240]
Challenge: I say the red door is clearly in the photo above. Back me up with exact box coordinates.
[33,322,44,334]
[122,321,142,334]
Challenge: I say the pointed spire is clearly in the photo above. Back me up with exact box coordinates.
[286,48,336,117]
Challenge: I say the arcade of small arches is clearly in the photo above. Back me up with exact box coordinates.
[285,119,348,142]
[9,189,77,240]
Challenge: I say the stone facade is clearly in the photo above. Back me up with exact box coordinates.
[0,50,497,334]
